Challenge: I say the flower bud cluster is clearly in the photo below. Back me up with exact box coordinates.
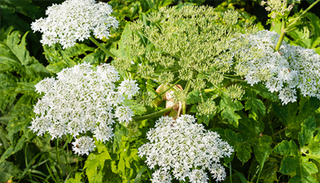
[234,30,320,105]
[138,115,233,182]
[31,0,118,48]
[30,63,139,155]
[261,0,294,18]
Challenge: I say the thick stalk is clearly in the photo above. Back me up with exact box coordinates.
[275,19,286,52]
[132,107,173,121]
[89,36,116,58]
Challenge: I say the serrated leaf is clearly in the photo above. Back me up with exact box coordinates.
[244,88,266,118]
[84,143,111,183]
[218,128,252,163]
[273,140,299,156]
[0,31,50,79]
[220,94,243,127]
[186,90,202,104]
[280,156,318,183]
[252,84,279,102]
[299,116,316,147]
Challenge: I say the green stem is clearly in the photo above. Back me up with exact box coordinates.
[284,0,320,33]
[271,127,288,137]
[183,80,192,115]
[275,19,286,52]
[297,0,320,20]
[89,36,116,58]
[132,107,173,121]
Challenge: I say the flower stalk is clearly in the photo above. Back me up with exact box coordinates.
[275,19,286,52]
[132,107,173,121]
[89,36,116,58]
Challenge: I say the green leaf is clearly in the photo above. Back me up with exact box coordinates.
[82,50,106,66]
[6,94,36,142]
[186,90,203,105]
[66,172,84,183]
[251,84,279,102]
[297,97,320,122]
[253,135,272,165]
[280,156,318,183]
[0,160,20,183]
[0,0,41,34]
[218,128,252,163]
[84,143,111,183]
[299,116,316,148]
[273,140,299,156]
[0,134,27,164]
[0,0,41,19]
[0,73,17,112]
[259,158,279,183]
[220,94,244,127]
[272,102,300,138]
[44,43,96,73]
[133,165,148,183]
[0,31,50,78]
[123,100,147,116]
[244,88,266,119]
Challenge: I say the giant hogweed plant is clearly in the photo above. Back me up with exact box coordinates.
[109,4,320,183]
[1,0,320,182]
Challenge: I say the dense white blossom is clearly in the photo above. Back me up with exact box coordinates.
[138,115,233,183]
[31,0,118,48]
[72,136,96,156]
[118,79,140,99]
[30,63,138,155]
[234,30,320,105]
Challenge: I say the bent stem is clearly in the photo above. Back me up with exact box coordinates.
[132,107,173,121]
[89,36,116,58]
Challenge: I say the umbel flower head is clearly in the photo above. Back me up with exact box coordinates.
[31,0,118,48]
[138,115,234,182]
[30,63,139,155]
[233,30,320,105]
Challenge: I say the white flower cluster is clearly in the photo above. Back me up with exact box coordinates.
[30,63,139,155]
[31,0,118,48]
[138,115,234,183]
[234,30,320,105]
